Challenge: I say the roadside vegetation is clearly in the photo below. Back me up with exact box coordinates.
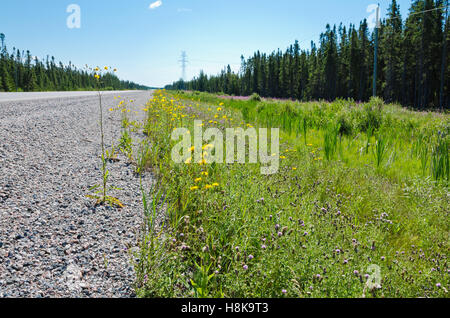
[131,89,448,298]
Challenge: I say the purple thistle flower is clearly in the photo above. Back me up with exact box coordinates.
[243,265,248,270]
[248,255,254,260]
[282,289,287,294]
[436,283,441,288]
[261,244,267,250]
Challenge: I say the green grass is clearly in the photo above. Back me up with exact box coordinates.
[132,90,449,298]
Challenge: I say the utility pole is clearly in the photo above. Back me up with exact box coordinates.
[179,51,187,81]
[373,4,380,97]
[0,33,5,49]
[440,0,449,112]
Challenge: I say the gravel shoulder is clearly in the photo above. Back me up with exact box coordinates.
[0,90,154,297]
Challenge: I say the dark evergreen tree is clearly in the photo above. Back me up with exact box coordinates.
[168,0,449,110]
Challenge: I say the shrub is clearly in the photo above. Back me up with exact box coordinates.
[249,93,262,102]
[336,113,353,136]
[355,101,383,133]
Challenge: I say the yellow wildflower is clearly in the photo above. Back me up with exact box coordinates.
[202,144,214,150]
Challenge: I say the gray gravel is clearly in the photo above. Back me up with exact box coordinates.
[0,91,154,298]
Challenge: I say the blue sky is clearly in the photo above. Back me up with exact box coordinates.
[0,0,413,87]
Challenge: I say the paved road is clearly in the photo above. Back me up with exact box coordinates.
[0,91,138,103]
[0,90,154,297]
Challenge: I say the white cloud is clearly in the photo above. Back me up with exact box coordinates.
[149,1,162,10]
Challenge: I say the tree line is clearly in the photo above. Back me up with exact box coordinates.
[167,0,449,110]
[0,34,148,92]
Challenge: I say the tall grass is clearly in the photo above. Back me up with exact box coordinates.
[431,132,449,183]
[373,134,389,168]
[323,123,340,161]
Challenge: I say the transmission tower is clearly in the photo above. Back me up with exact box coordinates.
[179,51,188,81]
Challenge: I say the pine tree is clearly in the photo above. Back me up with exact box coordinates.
[177,0,448,110]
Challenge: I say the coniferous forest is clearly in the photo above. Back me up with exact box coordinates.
[0,34,148,92]
[168,0,449,110]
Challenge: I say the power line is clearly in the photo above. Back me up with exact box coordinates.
[190,58,241,66]
[408,3,449,17]
[383,3,450,22]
